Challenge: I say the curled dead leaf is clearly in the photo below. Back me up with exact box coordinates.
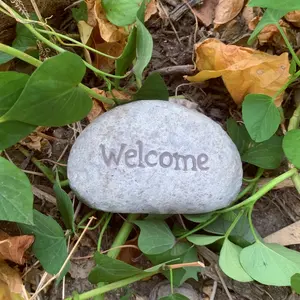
[285,10,300,28]
[145,0,158,21]
[193,0,219,27]
[214,0,244,28]
[0,231,34,265]
[87,98,105,123]
[86,0,97,27]
[0,260,23,294]
[117,235,141,266]
[185,38,290,106]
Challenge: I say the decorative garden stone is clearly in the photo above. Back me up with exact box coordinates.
[67,100,243,214]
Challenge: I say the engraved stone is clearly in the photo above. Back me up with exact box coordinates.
[67,100,243,214]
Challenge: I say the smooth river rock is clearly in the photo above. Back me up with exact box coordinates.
[67,100,242,214]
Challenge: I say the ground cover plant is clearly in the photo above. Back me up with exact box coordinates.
[1,0,300,299]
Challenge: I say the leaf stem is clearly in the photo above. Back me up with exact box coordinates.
[247,205,260,242]
[276,23,300,67]
[178,214,219,240]
[0,42,115,105]
[97,213,112,252]
[217,168,298,213]
[107,214,140,259]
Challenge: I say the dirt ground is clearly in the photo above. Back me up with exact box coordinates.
[2,0,300,299]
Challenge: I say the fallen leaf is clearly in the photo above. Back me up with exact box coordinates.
[193,0,219,26]
[0,231,34,265]
[241,6,256,25]
[94,39,126,72]
[0,260,23,294]
[214,0,244,28]
[185,38,290,105]
[0,61,11,71]
[117,235,141,266]
[285,10,300,28]
[106,89,132,101]
[264,220,300,246]
[145,0,158,21]
[86,0,97,27]
[78,20,94,64]
[87,99,104,122]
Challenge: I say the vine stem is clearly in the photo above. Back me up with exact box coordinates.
[217,168,298,214]
[0,42,115,105]
[247,205,260,242]
[224,209,244,239]
[276,23,300,67]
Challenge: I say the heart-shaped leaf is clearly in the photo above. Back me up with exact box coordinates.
[19,210,69,274]
[0,157,33,224]
[242,94,280,142]
[1,52,92,126]
[220,239,253,282]
[291,273,300,294]
[248,0,300,11]
[187,234,224,246]
[240,242,300,286]
[134,220,176,255]
[283,129,300,168]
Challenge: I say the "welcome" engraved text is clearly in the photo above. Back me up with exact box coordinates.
[100,140,209,171]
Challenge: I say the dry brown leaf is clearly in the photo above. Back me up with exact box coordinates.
[264,220,300,246]
[106,89,132,101]
[94,39,126,72]
[0,231,34,265]
[0,261,23,294]
[78,21,94,45]
[87,99,105,123]
[145,0,158,21]
[214,0,244,28]
[0,61,11,71]
[285,10,300,27]
[241,6,255,25]
[193,0,219,26]
[117,236,140,266]
[186,38,290,105]
[85,0,97,27]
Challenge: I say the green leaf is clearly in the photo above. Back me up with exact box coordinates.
[0,72,29,116]
[53,182,75,232]
[204,211,257,247]
[72,2,87,22]
[283,129,300,168]
[0,157,33,224]
[115,27,137,83]
[19,210,69,274]
[1,52,92,126]
[220,239,253,282]
[0,22,37,65]
[248,9,290,45]
[134,17,153,83]
[183,213,213,223]
[240,242,300,286]
[291,273,300,294]
[102,0,141,26]
[242,94,280,142]
[248,0,300,10]
[134,220,175,255]
[134,73,169,101]
[0,121,35,150]
[88,252,143,284]
[187,234,224,246]
[160,294,189,300]
[241,135,283,169]
[226,118,252,154]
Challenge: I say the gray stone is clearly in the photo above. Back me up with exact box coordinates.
[67,100,242,214]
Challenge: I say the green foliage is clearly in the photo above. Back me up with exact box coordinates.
[134,220,176,255]
[160,294,189,300]
[219,239,253,282]
[227,118,283,169]
[242,94,281,143]
[19,210,69,275]
[134,73,169,101]
[283,129,300,168]
[183,213,213,223]
[248,0,300,10]
[89,252,143,284]
[240,242,300,286]
[187,234,224,246]
[53,182,75,232]
[0,157,33,224]
[0,22,37,64]
[0,52,92,126]
[204,211,257,247]
[102,0,141,26]
[291,273,300,294]
[72,2,88,22]
[248,9,290,45]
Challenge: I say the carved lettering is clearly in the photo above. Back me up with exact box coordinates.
[100,141,209,171]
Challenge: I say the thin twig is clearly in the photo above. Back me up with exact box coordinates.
[210,281,218,300]
[168,261,205,269]
[214,265,233,300]
[29,0,42,22]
